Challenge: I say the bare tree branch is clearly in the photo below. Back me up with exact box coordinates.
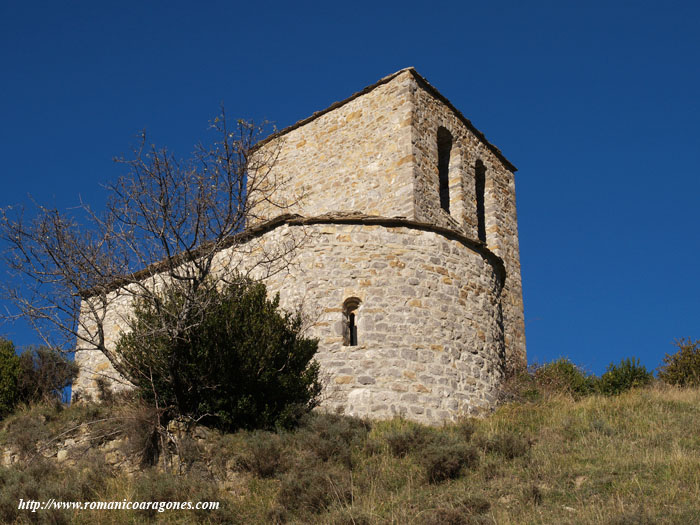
[0,110,304,387]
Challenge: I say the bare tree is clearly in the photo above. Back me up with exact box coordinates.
[0,110,305,389]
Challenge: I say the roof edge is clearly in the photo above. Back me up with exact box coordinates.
[252,67,517,173]
[406,69,517,172]
[80,212,506,298]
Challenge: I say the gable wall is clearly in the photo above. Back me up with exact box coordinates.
[252,71,416,221]
[409,78,526,368]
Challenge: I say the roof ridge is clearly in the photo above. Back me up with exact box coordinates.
[252,67,516,172]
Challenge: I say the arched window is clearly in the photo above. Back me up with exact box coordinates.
[475,160,487,242]
[437,127,453,213]
[342,297,361,346]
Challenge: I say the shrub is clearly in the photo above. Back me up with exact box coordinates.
[421,507,473,525]
[533,358,596,397]
[498,364,543,403]
[277,462,351,514]
[598,357,653,395]
[116,278,321,431]
[295,412,370,468]
[95,376,115,404]
[16,346,78,404]
[522,483,543,505]
[112,400,162,466]
[456,418,477,441]
[235,431,286,478]
[421,498,491,525]
[0,408,51,456]
[0,339,20,418]
[385,426,431,458]
[475,431,531,459]
[422,442,479,483]
[0,341,78,420]
[658,338,700,387]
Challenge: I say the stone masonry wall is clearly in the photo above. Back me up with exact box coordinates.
[408,75,526,368]
[252,71,416,221]
[257,222,505,421]
[252,69,525,368]
[74,219,506,423]
[72,292,137,400]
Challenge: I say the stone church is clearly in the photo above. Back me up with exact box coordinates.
[73,68,526,423]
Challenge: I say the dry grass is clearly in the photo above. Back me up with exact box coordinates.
[0,385,699,523]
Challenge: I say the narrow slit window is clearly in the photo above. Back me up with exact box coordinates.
[349,312,357,346]
[437,127,453,213]
[475,160,486,242]
[343,298,361,346]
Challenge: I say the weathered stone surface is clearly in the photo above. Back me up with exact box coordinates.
[72,68,526,425]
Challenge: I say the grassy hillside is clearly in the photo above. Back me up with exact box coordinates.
[1,385,699,524]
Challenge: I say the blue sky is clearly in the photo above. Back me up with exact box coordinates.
[1,1,698,375]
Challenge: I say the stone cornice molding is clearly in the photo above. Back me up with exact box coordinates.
[80,212,506,298]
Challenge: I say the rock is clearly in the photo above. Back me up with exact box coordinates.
[104,451,121,465]
[193,426,210,440]
[167,418,188,434]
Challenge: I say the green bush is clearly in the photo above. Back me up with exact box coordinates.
[235,431,287,478]
[116,278,321,431]
[295,412,370,468]
[277,462,351,514]
[0,339,20,418]
[385,426,431,458]
[598,357,653,395]
[533,358,596,397]
[17,346,78,404]
[421,442,479,484]
[658,338,700,387]
[457,418,477,442]
[0,341,77,419]
[421,496,491,525]
[475,431,531,459]
[498,364,543,403]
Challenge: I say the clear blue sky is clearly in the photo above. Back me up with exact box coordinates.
[1,1,698,375]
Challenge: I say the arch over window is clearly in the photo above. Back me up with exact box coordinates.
[475,160,487,243]
[437,127,453,213]
[342,297,361,346]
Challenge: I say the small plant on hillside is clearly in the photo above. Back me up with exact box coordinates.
[116,278,321,432]
[235,431,287,478]
[16,346,78,404]
[0,339,20,418]
[658,338,700,387]
[498,363,543,403]
[385,425,431,458]
[533,358,596,397]
[277,462,352,514]
[295,412,371,468]
[421,442,479,484]
[598,357,653,395]
[0,340,77,418]
[475,431,531,459]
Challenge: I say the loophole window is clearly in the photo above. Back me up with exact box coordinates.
[475,160,487,243]
[342,297,360,346]
[437,127,453,213]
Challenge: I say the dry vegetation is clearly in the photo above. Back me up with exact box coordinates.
[1,383,699,524]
